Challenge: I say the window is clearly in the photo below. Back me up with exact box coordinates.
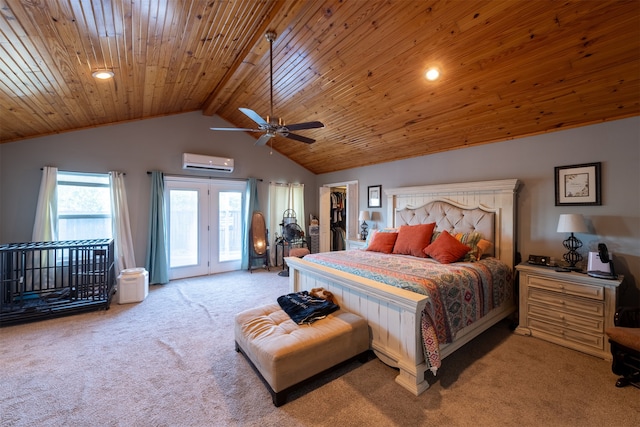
[57,172,112,241]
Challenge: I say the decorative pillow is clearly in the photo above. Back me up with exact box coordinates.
[423,230,471,264]
[366,231,398,254]
[475,239,493,260]
[392,223,436,258]
[364,227,397,249]
[455,232,484,261]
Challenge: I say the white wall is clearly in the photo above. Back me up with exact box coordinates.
[318,117,640,304]
[0,111,317,266]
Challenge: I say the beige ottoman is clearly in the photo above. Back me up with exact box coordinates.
[234,303,370,406]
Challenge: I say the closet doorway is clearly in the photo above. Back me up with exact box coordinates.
[319,181,358,252]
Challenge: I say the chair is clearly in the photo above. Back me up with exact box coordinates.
[605,306,640,388]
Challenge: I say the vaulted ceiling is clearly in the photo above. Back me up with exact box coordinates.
[1,0,638,174]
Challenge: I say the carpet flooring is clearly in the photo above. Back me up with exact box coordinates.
[1,269,638,426]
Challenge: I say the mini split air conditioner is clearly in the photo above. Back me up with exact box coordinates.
[182,153,234,173]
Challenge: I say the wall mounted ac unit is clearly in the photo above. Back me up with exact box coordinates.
[182,153,234,173]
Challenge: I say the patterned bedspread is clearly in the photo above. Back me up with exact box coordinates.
[301,250,513,373]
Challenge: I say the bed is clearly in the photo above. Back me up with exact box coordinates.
[285,179,521,395]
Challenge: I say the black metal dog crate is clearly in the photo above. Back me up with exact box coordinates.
[0,239,115,326]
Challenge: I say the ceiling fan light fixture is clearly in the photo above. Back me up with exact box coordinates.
[92,70,114,80]
[425,67,440,81]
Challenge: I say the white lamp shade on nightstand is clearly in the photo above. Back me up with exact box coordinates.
[359,211,370,221]
[557,214,588,233]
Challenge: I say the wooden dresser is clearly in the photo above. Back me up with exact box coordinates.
[515,263,622,360]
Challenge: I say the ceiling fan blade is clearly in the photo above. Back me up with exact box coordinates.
[284,132,316,144]
[255,133,274,146]
[210,127,259,132]
[285,121,325,131]
[239,108,268,126]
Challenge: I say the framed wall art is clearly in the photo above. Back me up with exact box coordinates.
[555,162,601,206]
[368,185,382,208]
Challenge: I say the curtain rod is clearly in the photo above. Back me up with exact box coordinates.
[269,181,304,186]
[146,171,262,182]
[41,167,125,175]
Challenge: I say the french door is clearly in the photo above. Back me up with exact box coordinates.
[165,177,245,279]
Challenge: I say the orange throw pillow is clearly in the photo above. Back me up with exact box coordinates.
[475,239,493,260]
[366,231,398,254]
[423,230,471,264]
[392,223,436,257]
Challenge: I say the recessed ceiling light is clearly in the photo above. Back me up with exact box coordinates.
[92,70,114,80]
[425,67,440,81]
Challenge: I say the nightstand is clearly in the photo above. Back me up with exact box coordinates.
[515,263,623,360]
[346,239,367,250]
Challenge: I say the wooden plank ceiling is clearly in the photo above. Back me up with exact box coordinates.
[1,0,638,174]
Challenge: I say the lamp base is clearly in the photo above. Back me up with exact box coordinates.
[562,233,584,271]
[360,221,368,241]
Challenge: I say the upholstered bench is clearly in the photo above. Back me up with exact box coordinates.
[234,303,370,406]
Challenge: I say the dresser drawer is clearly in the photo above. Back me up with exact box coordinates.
[528,318,604,350]
[528,287,604,318]
[527,303,604,334]
[527,274,604,300]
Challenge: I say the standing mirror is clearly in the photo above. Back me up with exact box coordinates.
[249,211,269,272]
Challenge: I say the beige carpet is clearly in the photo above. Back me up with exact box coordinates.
[1,269,638,427]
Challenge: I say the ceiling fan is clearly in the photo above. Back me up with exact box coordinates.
[210,31,324,146]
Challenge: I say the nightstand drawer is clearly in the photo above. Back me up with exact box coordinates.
[346,239,367,250]
[527,275,604,300]
[528,288,604,318]
[528,303,604,334]
[528,318,604,350]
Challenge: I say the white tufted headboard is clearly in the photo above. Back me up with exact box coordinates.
[395,200,496,256]
[385,179,520,267]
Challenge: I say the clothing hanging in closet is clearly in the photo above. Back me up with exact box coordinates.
[330,190,346,251]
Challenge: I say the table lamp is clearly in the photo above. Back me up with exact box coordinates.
[557,213,588,270]
[359,211,370,240]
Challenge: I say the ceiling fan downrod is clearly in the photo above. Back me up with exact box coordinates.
[265,31,277,125]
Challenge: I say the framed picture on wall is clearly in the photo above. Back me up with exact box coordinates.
[555,162,601,206]
[368,185,382,208]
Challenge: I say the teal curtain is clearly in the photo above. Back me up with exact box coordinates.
[241,178,259,270]
[145,171,169,284]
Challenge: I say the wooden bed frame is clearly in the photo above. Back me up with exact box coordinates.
[286,179,521,395]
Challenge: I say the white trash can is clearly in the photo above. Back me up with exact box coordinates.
[117,268,149,304]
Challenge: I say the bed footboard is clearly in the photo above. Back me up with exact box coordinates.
[286,256,431,395]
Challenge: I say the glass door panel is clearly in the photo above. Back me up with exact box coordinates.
[169,189,199,268]
[209,184,244,273]
[166,180,208,280]
[218,192,242,262]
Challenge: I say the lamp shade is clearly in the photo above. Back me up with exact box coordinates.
[359,211,370,221]
[557,214,588,233]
